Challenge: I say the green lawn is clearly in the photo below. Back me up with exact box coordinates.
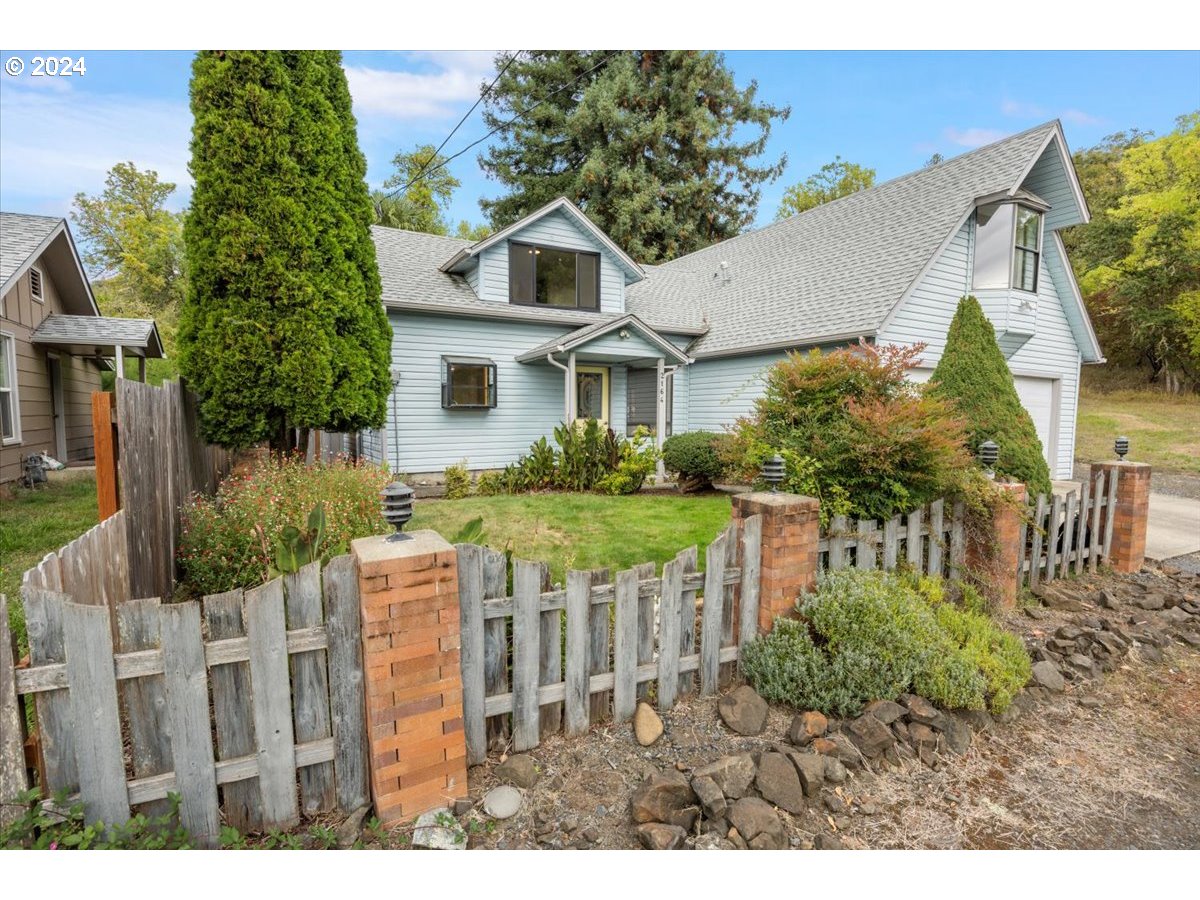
[408,491,734,584]
[1,475,100,651]
[1076,388,1200,474]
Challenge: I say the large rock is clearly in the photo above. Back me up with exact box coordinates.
[335,804,370,848]
[633,702,664,746]
[496,753,539,788]
[827,732,866,769]
[692,754,757,799]
[727,797,786,850]
[846,713,895,758]
[900,694,941,726]
[691,775,727,821]
[823,757,848,784]
[718,685,769,735]
[786,751,826,798]
[941,717,972,756]
[789,711,828,746]
[412,808,467,850]
[756,753,806,814]
[1031,660,1065,692]
[863,699,906,725]
[631,774,699,830]
[637,823,687,850]
[482,785,522,819]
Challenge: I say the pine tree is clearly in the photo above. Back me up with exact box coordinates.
[480,51,790,263]
[179,51,390,449]
[926,296,1053,497]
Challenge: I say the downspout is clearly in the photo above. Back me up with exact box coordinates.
[546,350,570,421]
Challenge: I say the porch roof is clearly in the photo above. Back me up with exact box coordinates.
[514,313,692,366]
[30,314,166,358]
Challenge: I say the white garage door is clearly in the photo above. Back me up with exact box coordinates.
[908,369,1057,471]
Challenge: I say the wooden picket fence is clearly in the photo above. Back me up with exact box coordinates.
[455,516,763,765]
[1020,469,1119,587]
[1,558,368,846]
[817,497,966,578]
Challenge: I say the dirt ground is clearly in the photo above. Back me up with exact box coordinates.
[454,570,1200,851]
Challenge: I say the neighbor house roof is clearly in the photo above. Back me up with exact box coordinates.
[30,314,166,358]
[0,212,101,316]
[625,120,1078,358]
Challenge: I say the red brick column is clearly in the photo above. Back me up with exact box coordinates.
[352,531,467,826]
[1090,461,1152,573]
[966,482,1026,610]
[731,491,821,634]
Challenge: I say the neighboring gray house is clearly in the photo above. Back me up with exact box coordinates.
[365,120,1102,481]
[0,213,164,484]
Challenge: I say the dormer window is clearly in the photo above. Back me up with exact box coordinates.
[1012,206,1041,293]
[509,242,600,310]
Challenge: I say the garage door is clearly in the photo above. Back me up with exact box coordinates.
[908,369,1056,470]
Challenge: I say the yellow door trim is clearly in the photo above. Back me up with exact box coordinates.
[575,365,610,427]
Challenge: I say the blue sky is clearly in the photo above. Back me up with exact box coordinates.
[2,50,1197,234]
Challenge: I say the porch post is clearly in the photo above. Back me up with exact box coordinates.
[114,344,124,380]
[567,351,578,421]
[137,356,146,383]
[655,356,666,481]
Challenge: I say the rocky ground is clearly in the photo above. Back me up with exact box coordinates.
[360,563,1200,851]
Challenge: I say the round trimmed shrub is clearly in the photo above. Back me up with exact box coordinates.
[662,431,725,493]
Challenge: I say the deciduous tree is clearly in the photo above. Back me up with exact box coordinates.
[777,156,876,218]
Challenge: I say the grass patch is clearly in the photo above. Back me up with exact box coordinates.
[1,476,99,652]
[1076,387,1200,474]
[408,491,733,584]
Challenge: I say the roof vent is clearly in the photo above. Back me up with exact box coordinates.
[715,261,731,284]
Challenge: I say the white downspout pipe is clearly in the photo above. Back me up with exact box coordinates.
[546,350,571,421]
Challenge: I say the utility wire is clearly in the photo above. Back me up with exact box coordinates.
[386,50,621,198]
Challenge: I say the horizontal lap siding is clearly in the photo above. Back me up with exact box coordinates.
[879,220,1082,479]
[685,351,788,432]
[62,355,99,462]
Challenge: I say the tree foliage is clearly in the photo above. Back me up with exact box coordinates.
[479,50,789,263]
[777,156,876,218]
[179,50,391,450]
[373,144,459,234]
[926,296,1052,497]
[1063,114,1200,391]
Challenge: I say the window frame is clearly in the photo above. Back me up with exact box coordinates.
[29,265,45,303]
[508,241,601,311]
[440,355,497,410]
[0,331,21,445]
[1010,205,1042,295]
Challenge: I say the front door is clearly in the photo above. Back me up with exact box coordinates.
[575,366,610,428]
[47,354,67,460]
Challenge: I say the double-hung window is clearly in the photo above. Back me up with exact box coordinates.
[509,242,600,310]
[1012,206,1042,293]
[0,333,19,443]
[441,356,497,409]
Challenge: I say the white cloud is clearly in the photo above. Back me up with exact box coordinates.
[1001,97,1103,128]
[943,126,1010,148]
[344,51,500,121]
[0,81,191,215]
[1061,108,1103,126]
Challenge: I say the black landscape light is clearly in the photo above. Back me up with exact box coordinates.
[381,481,415,540]
[979,440,999,479]
[1114,436,1129,461]
[762,454,785,492]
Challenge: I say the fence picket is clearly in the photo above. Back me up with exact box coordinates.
[323,555,368,812]
[1029,494,1047,589]
[564,570,591,736]
[700,531,727,696]
[906,506,924,571]
[883,516,900,571]
[827,515,848,570]
[928,499,944,576]
[1045,493,1063,584]
[949,502,966,580]
[1059,491,1077,579]
[636,561,657,701]
[587,568,612,723]
[284,562,334,815]
[244,579,300,829]
[481,548,509,746]
[159,601,220,847]
[720,528,738,685]
[1103,468,1120,561]
[738,515,762,653]
[20,587,77,795]
[1089,471,1105,572]
[116,598,172,817]
[0,602,29,828]
[856,519,877,570]
[202,589,261,832]
[538,562,562,737]
[1074,479,1090,575]
[62,601,129,826]
[658,556,684,710]
[613,568,639,723]
[678,547,699,697]
[456,544,487,766]
[512,560,542,751]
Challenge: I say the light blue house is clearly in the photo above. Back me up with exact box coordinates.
[365,120,1102,481]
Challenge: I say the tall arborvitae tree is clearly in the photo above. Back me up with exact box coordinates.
[926,296,1053,497]
[180,51,390,449]
[479,50,789,263]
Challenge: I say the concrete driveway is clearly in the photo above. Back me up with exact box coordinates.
[1053,479,1200,562]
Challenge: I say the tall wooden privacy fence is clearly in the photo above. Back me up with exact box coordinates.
[455,516,763,765]
[817,497,965,578]
[2,558,368,845]
[1020,469,1119,587]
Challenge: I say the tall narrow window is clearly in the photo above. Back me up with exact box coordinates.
[1012,206,1041,293]
[0,333,19,442]
[508,242,601,309]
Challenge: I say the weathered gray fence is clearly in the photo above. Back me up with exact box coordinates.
[1021,469,1119,588]
[456,516,763,765]
[817,497,966,578]
[115,379,232,600]
[2,558,368,845]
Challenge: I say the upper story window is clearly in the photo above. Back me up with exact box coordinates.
[1012,206,1041,293]
[29,266,44,303]
[509,242,600,310]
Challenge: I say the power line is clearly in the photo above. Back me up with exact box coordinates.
[386,50,621,198]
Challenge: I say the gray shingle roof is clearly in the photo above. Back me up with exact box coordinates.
[1,212,63,289]
[30,315,165,357]
[626,121,1061,356]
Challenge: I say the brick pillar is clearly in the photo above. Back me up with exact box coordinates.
[1090,461,1152,573]
[731,492,821,634]
[966,482,1026,610]
[352,530,467,826]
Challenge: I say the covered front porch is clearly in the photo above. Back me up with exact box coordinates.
[515,314,692,478]
[29,314,166,382]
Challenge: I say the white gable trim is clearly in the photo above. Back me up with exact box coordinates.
[0,220,101,317]
[440,197,645,281]
[1051,231,1104,364]
[516,313,692,364]
[1010,123,1091,226]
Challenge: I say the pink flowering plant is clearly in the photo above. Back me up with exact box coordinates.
[178,454,390,595]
